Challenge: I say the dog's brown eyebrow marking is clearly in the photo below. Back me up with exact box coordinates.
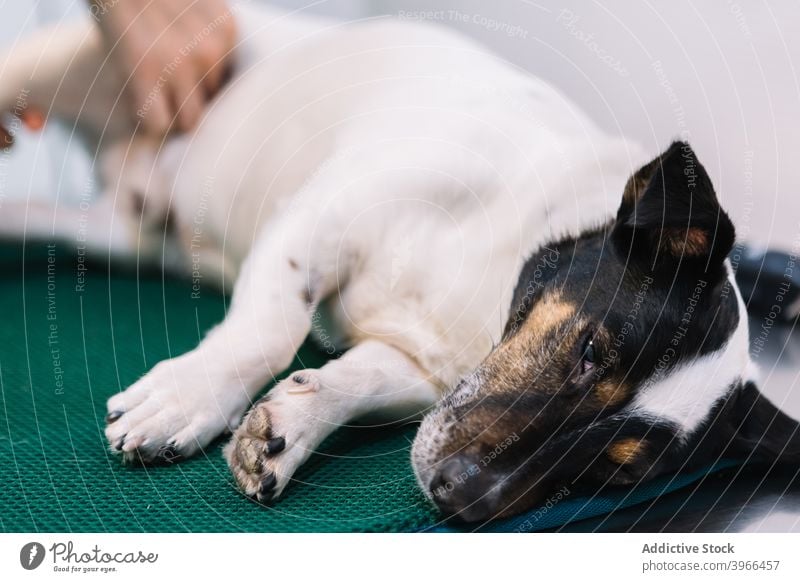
[595,380,629,406]
[607,438,645,465]
[523,295,575,339]
[288,258,300,270]
[489,295,575,393]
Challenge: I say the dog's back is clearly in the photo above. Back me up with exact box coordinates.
[146,6,644,385]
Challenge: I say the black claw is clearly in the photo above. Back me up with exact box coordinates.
[291,374,306,384]
[105,410,124,424]
[261,473,277,490]
[265,437,285,455]
[257,473,277,502]
[114,436,126,451]
[256,473,277,503]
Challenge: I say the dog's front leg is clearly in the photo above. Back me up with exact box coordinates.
[104,223,330,463]
[225,339,441,502]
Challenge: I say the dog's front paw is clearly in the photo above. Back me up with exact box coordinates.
[224,372,320,503]
[104,353,250,464]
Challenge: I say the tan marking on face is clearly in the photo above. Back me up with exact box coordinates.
[595,380,628,407]
[664,226,709,257]
[482,295,577,396]
[523,295,576,341]
[607,438,645,465]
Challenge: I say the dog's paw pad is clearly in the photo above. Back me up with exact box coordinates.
[265,436,285,455]
[236,436,266,473]
[225,398,298,502]
[245,404,272,436]
[225,370,326,503]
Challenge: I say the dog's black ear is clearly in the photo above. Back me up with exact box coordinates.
[725,381,800,464]
[614,141,736,268]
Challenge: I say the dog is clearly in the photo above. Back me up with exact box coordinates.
[2,4,798,523]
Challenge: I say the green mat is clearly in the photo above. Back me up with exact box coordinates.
[0,242,739,532]
[0,242,438,532]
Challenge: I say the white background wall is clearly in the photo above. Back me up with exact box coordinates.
[3,0,799,250]
[363,0,800,252]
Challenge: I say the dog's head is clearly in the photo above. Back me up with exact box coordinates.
[412,141,800,522]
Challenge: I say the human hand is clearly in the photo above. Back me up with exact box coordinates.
[91,0,236,136]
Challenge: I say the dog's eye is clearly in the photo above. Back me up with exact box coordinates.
[581,337,596,375]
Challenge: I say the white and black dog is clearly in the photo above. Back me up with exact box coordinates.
[2,4,798,523]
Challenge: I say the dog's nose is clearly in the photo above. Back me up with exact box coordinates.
[429,455,503,522]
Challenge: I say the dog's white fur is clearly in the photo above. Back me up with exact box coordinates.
[631,263,752,437]
[0,4,693,494]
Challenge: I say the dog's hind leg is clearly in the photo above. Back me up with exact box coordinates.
[103,214,341,463]
[225,339,440,502]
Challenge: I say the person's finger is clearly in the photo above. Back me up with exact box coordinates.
[144,91,173,136]
[186,15,229,98]
[216,7,238,90]
[170,67,205,133]
[131,73,172,136]
[116,8,174,136]
[198,44,228,98]
[189,4,236,98]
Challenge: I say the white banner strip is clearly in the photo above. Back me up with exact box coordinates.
[2,533,799,581]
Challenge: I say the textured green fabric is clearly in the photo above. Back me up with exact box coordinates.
[0,243,739,533]
[0,243,437,532]
[431,460,739,532]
